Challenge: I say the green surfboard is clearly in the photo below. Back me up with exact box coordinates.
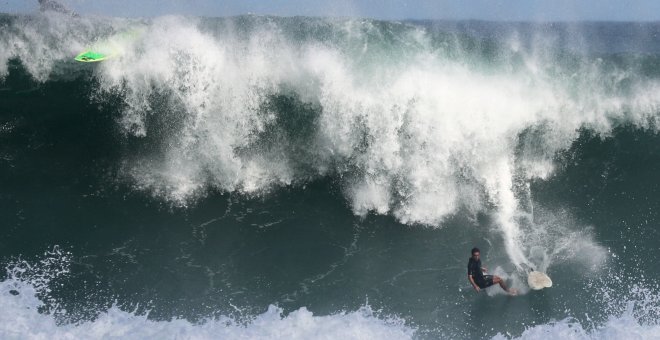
[74,28,144,63]
[74,50,113,63]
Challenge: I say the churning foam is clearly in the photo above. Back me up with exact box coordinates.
[0,249,414,340]
[0,289,414,340]
[494,281,660,340]
[1,13,659,270]
[494,313,660,340]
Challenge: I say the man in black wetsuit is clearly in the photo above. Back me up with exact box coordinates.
[467,247,513,294]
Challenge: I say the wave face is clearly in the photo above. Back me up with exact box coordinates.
[1,12,660,339]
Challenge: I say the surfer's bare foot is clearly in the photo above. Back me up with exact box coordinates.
[508,289,518,296]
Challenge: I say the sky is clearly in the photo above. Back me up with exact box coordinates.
[2,0,660,21]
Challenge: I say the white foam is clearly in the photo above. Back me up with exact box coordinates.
[494,292,660,340]
[0,263,414,340]
[0,287,414,340]
[495,272,660,339]
[493,314,660,340]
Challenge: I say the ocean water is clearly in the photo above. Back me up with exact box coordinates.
[1,11,660,339]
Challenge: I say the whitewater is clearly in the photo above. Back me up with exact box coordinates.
[1,9,659,339]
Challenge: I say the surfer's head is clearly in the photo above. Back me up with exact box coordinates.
[471,247,480,259]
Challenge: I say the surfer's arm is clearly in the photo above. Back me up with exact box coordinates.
[468,275,480,292]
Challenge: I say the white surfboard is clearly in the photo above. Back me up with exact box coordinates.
[528,271,552,290]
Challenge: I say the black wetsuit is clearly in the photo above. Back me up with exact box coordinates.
[467,258,494,289]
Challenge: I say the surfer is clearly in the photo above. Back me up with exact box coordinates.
[467,247,515,295]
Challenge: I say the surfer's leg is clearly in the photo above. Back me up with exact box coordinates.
[493,275,509,292]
